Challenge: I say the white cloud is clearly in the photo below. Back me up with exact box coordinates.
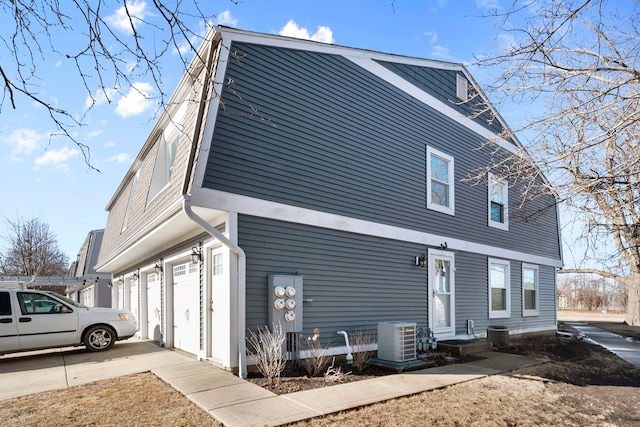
[431,45,457,62]
[3,128,42,159]
[279,20,334,44]
[105,0,150,35]
[85,87,118,109]
[475,0,499,9]
[34,147,80,171]
[106,153,131,163]
[104,141,116,148]
[115,82,154,117]
[215,10,238,27]
[424,31,438,45]
[87,129,103,139]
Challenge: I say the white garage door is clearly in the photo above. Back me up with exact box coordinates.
[172,262,200,355]
[146,272,162,342]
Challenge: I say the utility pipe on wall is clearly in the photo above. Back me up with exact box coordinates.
[183,195,248,378]
[337,330,353,364]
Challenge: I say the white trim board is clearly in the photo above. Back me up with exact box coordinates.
[191,188,563,268]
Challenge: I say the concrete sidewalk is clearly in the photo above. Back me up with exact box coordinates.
[153,350,544,427]
[566,322,640,368]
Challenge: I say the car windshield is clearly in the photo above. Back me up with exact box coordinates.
[45,291,88,308]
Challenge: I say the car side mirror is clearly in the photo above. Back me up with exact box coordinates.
[60,306,73,314]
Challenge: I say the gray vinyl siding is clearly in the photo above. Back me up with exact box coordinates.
[454,252,556,335]
[203,41,561,261]
[239,215,556,344]
[374,60,510,140]
[239,215,429,341]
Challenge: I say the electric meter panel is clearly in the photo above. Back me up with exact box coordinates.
[268,275,303,333]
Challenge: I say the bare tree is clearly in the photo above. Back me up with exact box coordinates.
[0,216,68,276]
[1,1,219,167]
[473,0,640,325]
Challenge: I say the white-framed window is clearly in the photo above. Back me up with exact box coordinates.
[522,264,539,316]
[212,253,223,276]
[488,173,508,230]
[188,262,198,274]
[426,146,455,215]
[488,258,511,318]
[146,103,187,204]
[173,264,187,277]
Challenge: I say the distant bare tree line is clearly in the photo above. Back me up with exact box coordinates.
[558,275,627,312]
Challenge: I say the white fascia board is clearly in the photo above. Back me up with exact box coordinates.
[190,188,563,268]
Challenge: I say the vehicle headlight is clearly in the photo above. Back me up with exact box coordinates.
[119,313,133,321]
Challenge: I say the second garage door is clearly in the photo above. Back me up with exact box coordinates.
[172,262,200,355]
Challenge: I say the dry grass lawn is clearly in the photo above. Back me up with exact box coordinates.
[1,318,638,426]
[0,372,221,427]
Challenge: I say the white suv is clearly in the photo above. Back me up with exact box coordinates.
[0,288,137,355]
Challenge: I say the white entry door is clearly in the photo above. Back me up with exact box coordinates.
[172,262,200,355]
[146,272,162,341]
[428,250,455,339]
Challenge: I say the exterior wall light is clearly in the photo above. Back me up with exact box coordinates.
[191,247,202,263]
[155,261,163,274]
[415,254,427,267]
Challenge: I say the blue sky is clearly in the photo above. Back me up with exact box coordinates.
[0,0,519,264]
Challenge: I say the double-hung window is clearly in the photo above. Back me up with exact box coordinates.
[488,173,508,230]
[427,146,455,215]
[522,264,539,316]
[488,258,511,318]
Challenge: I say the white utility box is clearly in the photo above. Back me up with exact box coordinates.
[377,321,417,362]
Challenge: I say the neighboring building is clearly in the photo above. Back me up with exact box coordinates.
[95,27,563,376]
[0,230,110,303]
[68,229,112,307]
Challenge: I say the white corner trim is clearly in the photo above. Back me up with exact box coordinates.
[190,188,563,268]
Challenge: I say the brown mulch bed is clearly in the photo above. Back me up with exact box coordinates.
[246,352,481,395]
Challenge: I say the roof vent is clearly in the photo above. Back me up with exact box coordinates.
[456,74,468,101]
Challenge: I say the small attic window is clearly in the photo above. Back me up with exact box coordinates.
[456,74,468,101]
[146,103,188,204]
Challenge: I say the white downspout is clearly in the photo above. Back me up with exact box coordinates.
[183,195,247,378]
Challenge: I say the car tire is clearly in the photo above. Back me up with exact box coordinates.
[84,325,116,352]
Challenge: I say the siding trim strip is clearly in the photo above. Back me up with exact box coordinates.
[191,187,563,268]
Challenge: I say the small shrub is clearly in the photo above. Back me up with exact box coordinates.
[352,329,375,373]
[324,358,351,383]
[247,323,286,387]
[299,328,330,377]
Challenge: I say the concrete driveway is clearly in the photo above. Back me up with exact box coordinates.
[0,339,198,401]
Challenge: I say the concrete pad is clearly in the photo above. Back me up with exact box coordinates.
[162,371,246,394]
[409,362,500,376]
[284,378,404,414]
[188,382,276,411]
[375,371,486,394]
[0,359,69,400]
[65,347,198,386]
[471,352,546,372]
[211,396,320,427]
[0,352,69,400]
[152,361,220,380]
